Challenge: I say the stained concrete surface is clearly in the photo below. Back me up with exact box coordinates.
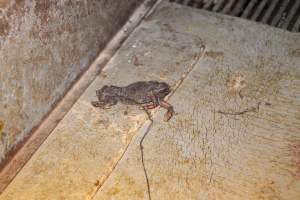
[0,0,142,164]
[94,2,300,200]
[1,1,300,200]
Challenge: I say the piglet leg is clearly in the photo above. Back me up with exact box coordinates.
[159,100,174,122]
[147,91,174,121]
[143,103,157,109]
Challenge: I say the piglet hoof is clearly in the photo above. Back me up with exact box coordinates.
[91,101,108,109]
[163,110,174,122]
[103,104,111,109]
[91,101,101,107]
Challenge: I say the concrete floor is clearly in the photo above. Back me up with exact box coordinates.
[1,1,300,200]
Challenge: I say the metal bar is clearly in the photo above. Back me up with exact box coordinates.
[282,0,300,29]
[250,0,269,21]
[292,14,300,32]
[241,0,258,19]
[261,0,281,23]
[195,0,205,8]
[271,0,291,26]
[191,0,199,8]
[186,0,195,6]
[231,0,249,16]
[222,0,237,14]
[182,0,191,5]
[212,0,225,12]
[203,0,214,10]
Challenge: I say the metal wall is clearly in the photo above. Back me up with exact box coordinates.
[0,0,142,165]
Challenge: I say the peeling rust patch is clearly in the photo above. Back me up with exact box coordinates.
[0,120,4,137]
[6,0,26,18]
[34,1,52,26]
[0,0,9,8]
[0,17,10,37]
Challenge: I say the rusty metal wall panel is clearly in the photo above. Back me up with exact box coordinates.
[0,0,144,165]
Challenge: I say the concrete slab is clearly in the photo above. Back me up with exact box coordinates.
[93,2,300,200]
[0,7,204,200]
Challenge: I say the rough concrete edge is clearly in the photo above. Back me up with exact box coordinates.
[0,0,159,194]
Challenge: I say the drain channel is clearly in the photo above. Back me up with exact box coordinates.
[170,0,300,32]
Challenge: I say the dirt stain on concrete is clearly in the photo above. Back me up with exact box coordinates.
[205,51,224,60]
[105,173,145,199]
[289,140,300,179]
